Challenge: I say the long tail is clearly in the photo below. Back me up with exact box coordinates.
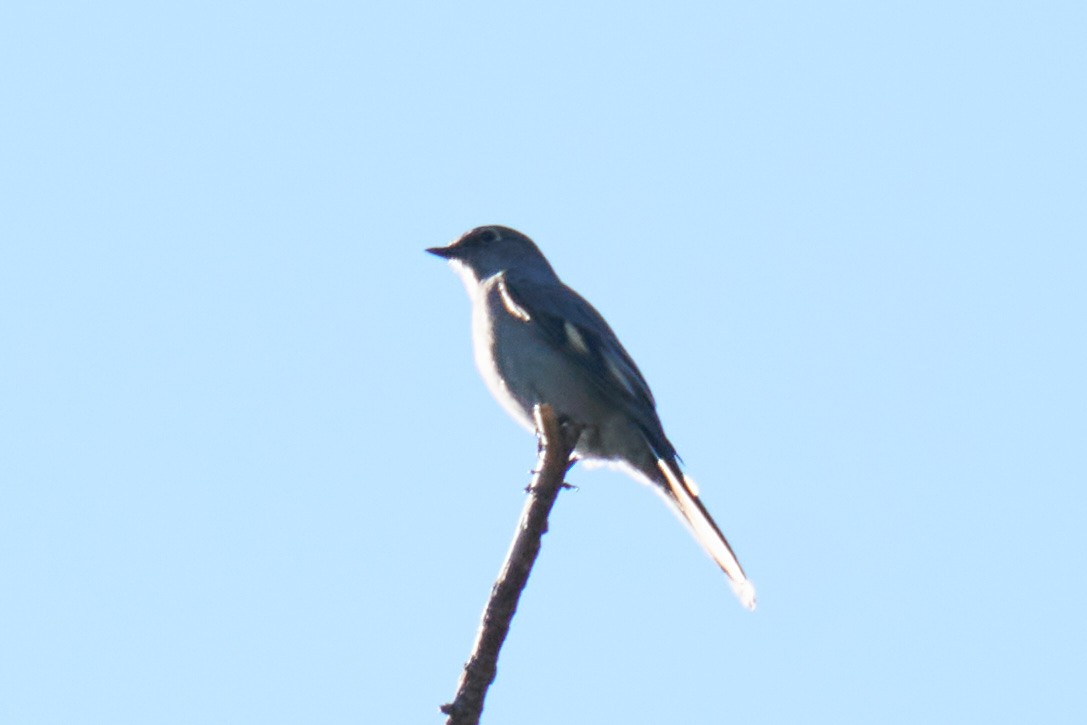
[656,457,757,611]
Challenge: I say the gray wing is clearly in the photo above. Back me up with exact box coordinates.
[501,274,755,610]
[500,273,675,458]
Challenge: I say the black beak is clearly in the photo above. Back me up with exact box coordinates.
[426,245,456,259]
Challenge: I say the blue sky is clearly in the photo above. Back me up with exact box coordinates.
[2,2,1085,723]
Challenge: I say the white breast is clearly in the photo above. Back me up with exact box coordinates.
[470,275,537,433]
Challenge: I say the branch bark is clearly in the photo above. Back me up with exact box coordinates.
[440,404,578,725]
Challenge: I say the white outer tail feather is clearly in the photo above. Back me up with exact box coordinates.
[657,459,757,611]
[730,578,758,612]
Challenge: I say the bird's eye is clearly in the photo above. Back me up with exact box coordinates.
[458,226,501,249]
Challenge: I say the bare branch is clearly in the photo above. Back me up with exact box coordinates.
[440,404,579,725]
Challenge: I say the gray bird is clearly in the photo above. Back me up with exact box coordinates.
[428,225,756,610]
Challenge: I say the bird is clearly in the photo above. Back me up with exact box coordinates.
[427,225,756,610]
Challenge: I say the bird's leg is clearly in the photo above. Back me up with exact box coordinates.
[528,413,582,488]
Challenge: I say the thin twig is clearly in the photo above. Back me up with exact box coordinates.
[440,404,579,725]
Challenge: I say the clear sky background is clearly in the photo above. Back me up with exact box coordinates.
[3,2,1085,723]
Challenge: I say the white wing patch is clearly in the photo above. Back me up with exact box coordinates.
[497,277,531,322]
[563,321,590,355]
[605,355,637,395]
